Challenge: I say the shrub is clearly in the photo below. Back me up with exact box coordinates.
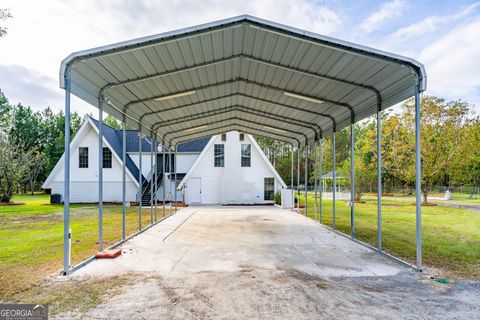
[274,191,281,205]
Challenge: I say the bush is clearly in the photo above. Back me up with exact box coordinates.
[274,191,281,205]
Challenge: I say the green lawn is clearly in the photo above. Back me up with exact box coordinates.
[297,193,480,280]
[364,192,480,204]
[0,194,172,298]
[438,193,480,204]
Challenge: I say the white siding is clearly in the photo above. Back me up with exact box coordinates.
[43,120,202,203]
[185,137,223,204]
[50,181,138,203]
[176,153,199,173]
[45,124,138,202]
[129,154,155,178]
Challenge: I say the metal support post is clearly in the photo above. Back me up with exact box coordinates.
[291,144,294,210]
[122,115,126,240]
[174,145,178,213]
[333,132,336,229]
[162,144,166,217]
[304,145,308,217]
[297,149,300,212]
[154,134,158,222]
[98,99,103,252]
[350,124,355,238]
[377,109,382,251]
[319,138,323,223]
[314,140,318,221]
[150,133,154,224]
[415,81,422,271]
[168,146,171,207]
[138,127,143,230]
[63,73,71,275]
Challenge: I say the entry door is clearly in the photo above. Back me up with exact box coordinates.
[189,177,201,203]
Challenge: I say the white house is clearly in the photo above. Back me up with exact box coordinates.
[180,131,286,204]
[43,117,286,205]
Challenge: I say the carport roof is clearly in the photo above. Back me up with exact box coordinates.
[60,15,426,148]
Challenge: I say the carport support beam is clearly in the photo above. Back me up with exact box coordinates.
[174,145,178,213]
[138,127,143,230]
[150,133,154,224]
[290,144,294,210]
[63,73,71,275]
[154,134,158,222]
[333,131,336,229]
[297,149,300,212]
[304,145,308,217]
[314,140,318,221]
[122,115,126,240]
[415,82,422,271]
[168,147,172,207]
[98,99,103,252]
[162,144,166,217]
[319,138,323,223]
[377,109,382,251]
[350,124,355,238]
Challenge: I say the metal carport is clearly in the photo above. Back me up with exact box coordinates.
[60,15,426,275]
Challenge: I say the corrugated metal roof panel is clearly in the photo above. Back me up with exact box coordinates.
[61,15,426,147]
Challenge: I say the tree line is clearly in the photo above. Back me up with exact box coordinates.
[0,87,478,204]
[256,95,479,203]
[0,89,83,202]
[0,89,133,202]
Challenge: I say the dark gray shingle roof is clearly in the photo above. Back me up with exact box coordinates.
[89,117,208,182]
[177,137,210,152]
[90,118,143,183]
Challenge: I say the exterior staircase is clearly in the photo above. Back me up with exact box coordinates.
[140,172,163,206]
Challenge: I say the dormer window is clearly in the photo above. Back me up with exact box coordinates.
[239,133,244,141]
[221,133,226,141]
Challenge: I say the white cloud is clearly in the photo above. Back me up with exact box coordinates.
[0,65,59,109]
[360,0,406,33]
[1,0,479,115]
[0,0,341,115]
[387,2,480,44]
[419,17,480,109]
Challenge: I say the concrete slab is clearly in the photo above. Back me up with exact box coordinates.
[73,206,402,278]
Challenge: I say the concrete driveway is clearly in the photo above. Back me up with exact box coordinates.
[75,205,401,278]
[66,206,479,319]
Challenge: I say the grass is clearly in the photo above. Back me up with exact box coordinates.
[0,194,172,299]
[365,192,480,204]
[9,274,141,316]
[2,193,479,301]
[8,272,160,316]
[297,194,480,280]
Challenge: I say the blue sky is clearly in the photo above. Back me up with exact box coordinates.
[0,0,479,115]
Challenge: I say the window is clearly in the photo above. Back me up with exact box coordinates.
[79,147,88,168]
[239,133,244,141]
[167,154,175,172]
[221,133,226,141]
[156,154,175,172]
[241,144,251,167]
[264,178,275,200]
[103,147,112,168]
[214,144,224,167]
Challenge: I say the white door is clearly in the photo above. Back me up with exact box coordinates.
[189,177,201,203]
